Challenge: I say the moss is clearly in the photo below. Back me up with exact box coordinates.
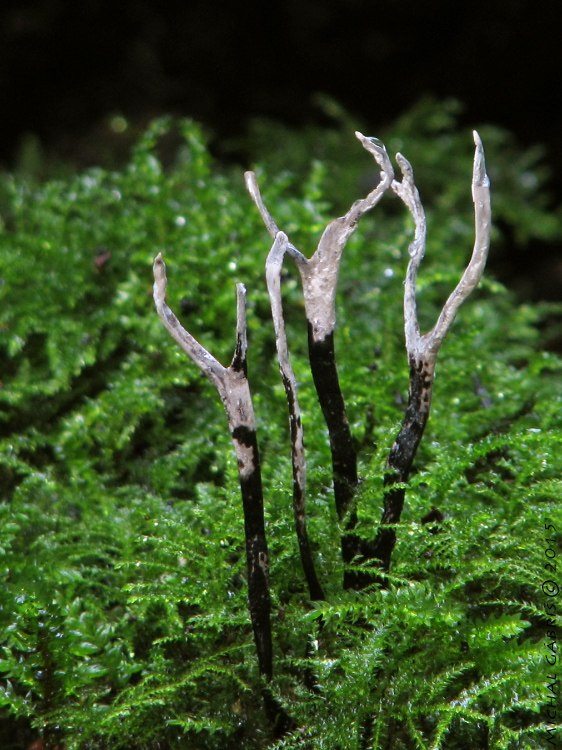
[0,104,561,749]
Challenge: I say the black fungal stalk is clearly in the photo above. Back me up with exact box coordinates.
[153,256,295,735]
[364,132,491,574]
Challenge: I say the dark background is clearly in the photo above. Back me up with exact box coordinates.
[1,0,561,298]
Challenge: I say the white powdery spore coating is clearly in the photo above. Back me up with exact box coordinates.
[234,440,256,479]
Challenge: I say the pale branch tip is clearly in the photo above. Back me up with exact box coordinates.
[244,171,280,239]
[390,133,491,364]
[152,251,167,305]
[392,153,421,215]
[472,130,488,184]
[231,282,249,374]
[423,132,491,359]
[236,282,248,355]
[152,252,226,384]
[354,131,395,179]
[392,152,428,356]
[337,132,393,230]
[393,154,427,260]
[245,173,307,267]
[265,232,290,341]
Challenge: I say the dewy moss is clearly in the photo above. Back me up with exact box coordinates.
[1,107,561,749]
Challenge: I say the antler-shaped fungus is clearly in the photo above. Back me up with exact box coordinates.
[369,131,491,573]
[246,135,394,585]
[153,254,273,679]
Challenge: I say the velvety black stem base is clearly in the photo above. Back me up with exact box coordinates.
[281,370,325,601]
[307,324,361,577]
[307,325,358,520]
[293,479,325,602]
[262,687,296,738]
[384,357,433,494]
[232,424,273,681]
[234,425,298,737]
[352,357,434,581]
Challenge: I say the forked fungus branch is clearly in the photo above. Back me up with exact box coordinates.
[246,134,395,588]
[369,131,491,572]
[153,256,273,680]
